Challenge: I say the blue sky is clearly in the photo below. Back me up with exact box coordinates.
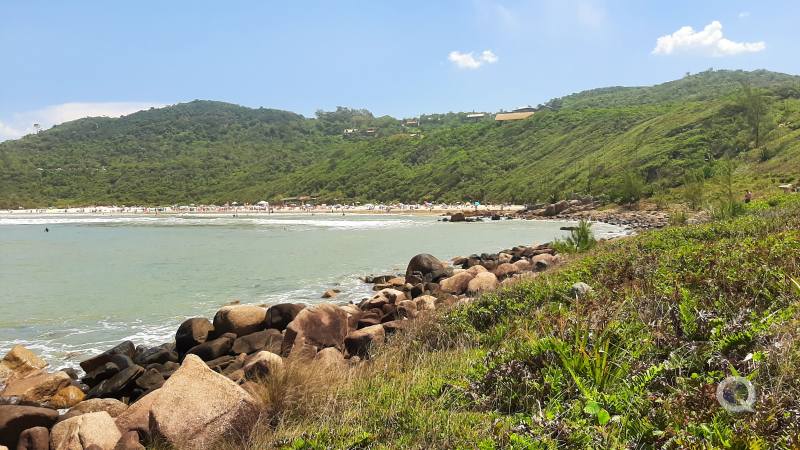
[1,1,797,140]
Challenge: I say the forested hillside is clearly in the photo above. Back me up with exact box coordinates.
[1,69,799,208]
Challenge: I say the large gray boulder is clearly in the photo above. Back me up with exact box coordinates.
[264,303,306,331]
[148,355,260,449]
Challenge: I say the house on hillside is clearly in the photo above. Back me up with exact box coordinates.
[343,128,359,137]
[512,106,536,113]
[364,128,378,136]
[403,119,419,127]
[495,111,534,122]
[466,113,486,122]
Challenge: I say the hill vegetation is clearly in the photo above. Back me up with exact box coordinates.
[1,69,800,208]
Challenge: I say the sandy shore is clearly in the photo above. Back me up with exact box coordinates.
[1,204,526,217]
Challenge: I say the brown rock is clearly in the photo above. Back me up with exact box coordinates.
[50,411,121,450]
[493,263,519,280]
[175,318,214,354]
[186,334,236,362]
[264,303,305,331]
[396,300,417,319]
[212,305,267,337]
[0,346,47,382]
[465,265,487,276]
[148,355,260,449]
[112,431,144,450]
[113,391,159,436]
[281,304,349,356]
[313,348,345,369]
[344,325,385,359]
[231,329,283,355]
[1,371,71,406]
[242,352,283,379]
[321,289,339,299]
[414,295,437,311]
[79,342,135,374]
[513,259,532,272]
[439,272,474,295]
[48,385,86,409]
[531,253,556,271]
[68,398,128,418]
[381,320,409,335]
[16,426,49,450]
[467,272,499,294]
[0,406,58,449]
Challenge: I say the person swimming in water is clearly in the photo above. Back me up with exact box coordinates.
[44,227,49,232]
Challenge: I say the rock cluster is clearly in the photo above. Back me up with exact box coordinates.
[0,243,562,449]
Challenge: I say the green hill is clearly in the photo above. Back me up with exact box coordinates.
[1,69,799,208]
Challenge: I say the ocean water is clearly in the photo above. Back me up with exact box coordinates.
[0,213,625,368]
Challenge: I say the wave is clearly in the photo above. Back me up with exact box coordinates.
[0,215,423,230]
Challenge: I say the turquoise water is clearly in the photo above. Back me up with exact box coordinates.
[0,213,624,367]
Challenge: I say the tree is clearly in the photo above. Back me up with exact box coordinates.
[711,159,744,219]
[682,169,705,210]
[738,81,769,148]
[618,172,645,206]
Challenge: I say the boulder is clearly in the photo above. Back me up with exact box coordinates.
[570,282,593,299]
[493,263,519,280]
[0,346,47,382]
[185,333,236,362]
[281,304,349,356]
[321,289,339,299]
[450,212,465,222]
[145,362,179,380]
[532,253,556,271]
[359,289,405,310]
[175,318,214,354]
[50,411,121,450]
[16,426,49,450]
[133,369,164,392]
[242,352,284,379]
[113,391,159,436]
[231,329,283,355]
[82,363,120,387]
[86,365,144,400]
[148,355,260,449]
[414,295,437,312]
[344,325,385,359]
[405,253,447,281]
[1,371,71,406]
[439,272,474,295]
[465,265,487,276]
[396,300,417,319]
[467,272,499,294]
[112,431,144,450]
[0,406,58,449]
[79,342,135,374]
[513,259,532,272]
[313,348,346,369]
[68,398,128,418]
[134,347,178,367]
[48,385,86,409]
[264,303,306,331]
[381,320,409,335]
[212,305,267,337]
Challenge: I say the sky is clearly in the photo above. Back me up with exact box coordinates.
[1,0,798,140]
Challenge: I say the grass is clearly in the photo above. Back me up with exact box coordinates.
[189,195,800,449]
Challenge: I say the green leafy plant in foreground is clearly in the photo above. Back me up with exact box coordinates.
[553,219,597,253]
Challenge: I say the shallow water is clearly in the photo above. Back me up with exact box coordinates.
[0,213,625,367]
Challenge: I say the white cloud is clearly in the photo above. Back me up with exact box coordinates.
[652,20,765,57]
[0,101,165,141]
[448,50,499,69]
[738,11,750,18]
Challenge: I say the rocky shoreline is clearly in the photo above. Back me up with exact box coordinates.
[0,241,564,450]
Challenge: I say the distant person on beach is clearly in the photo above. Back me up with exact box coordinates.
[745,191,753,203]
[44,227,49,232]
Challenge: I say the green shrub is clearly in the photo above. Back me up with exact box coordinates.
[553,220,597,253]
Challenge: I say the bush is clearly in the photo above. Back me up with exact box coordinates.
[553,220,597,253]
